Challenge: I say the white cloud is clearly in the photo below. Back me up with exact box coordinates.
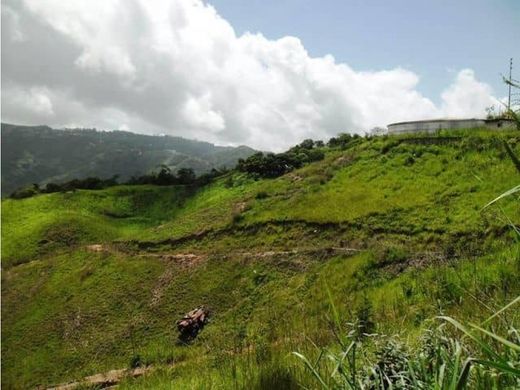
[182,94,225,133]
[2,84,55,120]
[1,0,500,150]
[441,69,500,118]
[2,4,25,41]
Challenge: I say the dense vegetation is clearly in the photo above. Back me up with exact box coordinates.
[2,128,519,389]
[9,166,228,199]
[1,123,256,196]
[8,137,332,199]
[236,138,327,178]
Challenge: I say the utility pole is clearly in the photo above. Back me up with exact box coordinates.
[508,58,513,111]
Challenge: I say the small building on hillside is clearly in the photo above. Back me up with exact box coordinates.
[387,118,515,135]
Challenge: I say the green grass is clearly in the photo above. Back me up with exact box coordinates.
[4,246,516,388]
[245,132,518,231]
[1,185,194,266]
[2,129,519,388]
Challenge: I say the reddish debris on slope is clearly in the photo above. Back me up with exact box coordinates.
[177,306,210,342]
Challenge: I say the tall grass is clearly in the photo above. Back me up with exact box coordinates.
[294,296,519,389]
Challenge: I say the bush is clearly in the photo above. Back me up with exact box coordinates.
[44,182,64,193]
[294,297,520,389]
[232,213,244,224]
[237,141,325,179]
[10,165,225,200]
[10,185,39,199]
[355,296,375,337]
[327,133,360,149]
[129,354,142,369]
[404,155,415,166]
[255,191,269,199]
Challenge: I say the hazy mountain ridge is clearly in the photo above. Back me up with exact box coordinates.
[1,123,256,196]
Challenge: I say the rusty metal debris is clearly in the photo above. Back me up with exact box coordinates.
[176,306,209,342]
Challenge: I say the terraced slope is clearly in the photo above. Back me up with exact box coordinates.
[2,129,519,389]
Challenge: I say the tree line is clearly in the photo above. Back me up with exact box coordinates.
[9,133,362,199]
[9,166,227,199]
[236,134,361,178]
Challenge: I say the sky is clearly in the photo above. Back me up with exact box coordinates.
[210,0,520,104]
[2,0,519,150]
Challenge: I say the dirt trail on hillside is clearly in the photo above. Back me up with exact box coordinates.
[84,243,361,264]
[139,252,207,266]
[85,244,107,252]
[150,266,175,307]
[237,247,359,257]
[44,366,151,390]
[43,333,304,390]
[140,247,358,257]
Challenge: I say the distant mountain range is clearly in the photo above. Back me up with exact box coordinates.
[1,123,256,196]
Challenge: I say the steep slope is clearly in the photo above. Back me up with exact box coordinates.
[1,123,256,196]
[2,129,519,388]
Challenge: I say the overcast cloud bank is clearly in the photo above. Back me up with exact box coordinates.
[1,0,500,150]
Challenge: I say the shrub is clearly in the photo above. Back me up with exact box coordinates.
[10,185,39,199]
[355,296,375,337]
[404,155,415,166]
[129,354,142,369]
[224,176,234,188]
[294,297,520,389]
[232,213,244,224]
[327,133,361,149]
[237,150,321,178]
[255,191,269,199]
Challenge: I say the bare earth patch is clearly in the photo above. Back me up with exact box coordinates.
[44,366,151,390]
[148,253,207,306]
[86,244,107,253]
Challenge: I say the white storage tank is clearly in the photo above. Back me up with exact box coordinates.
[387,119,486,135]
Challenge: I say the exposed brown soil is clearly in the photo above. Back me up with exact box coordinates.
[150,266,175,307]
[237,247,359,258]
[44,366,151,390]
[233,201,249,213]
[380,251,450,276]
[86,244,108,253]
[139,252,206,267]
[286,172,303,182]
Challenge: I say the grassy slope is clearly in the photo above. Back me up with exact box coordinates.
[2,129,519,388]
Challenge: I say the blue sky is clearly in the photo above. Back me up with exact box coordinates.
[210,0,520,103]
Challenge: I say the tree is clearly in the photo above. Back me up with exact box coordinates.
[236,144,324,179]
[177,168,196,184]
[156,165,175,185]
[369,127,387,136]
[328,133,354,148]
[298,139,315,150]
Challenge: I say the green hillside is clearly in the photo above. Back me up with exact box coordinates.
[1,123,256,196]
[2,129,519,389]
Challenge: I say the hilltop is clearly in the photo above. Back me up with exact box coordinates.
[2,128,519,388]
[1,123,256,196]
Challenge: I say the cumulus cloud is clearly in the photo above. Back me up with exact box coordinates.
[1,0,501,150]
[440,69,499,117]
[2,84,55,120]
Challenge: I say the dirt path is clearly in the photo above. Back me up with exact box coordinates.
[85,240,359,264]
[150,266,175,307]
[44,366,151,390]
[236,246,359,258]
[85,244,107,253]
